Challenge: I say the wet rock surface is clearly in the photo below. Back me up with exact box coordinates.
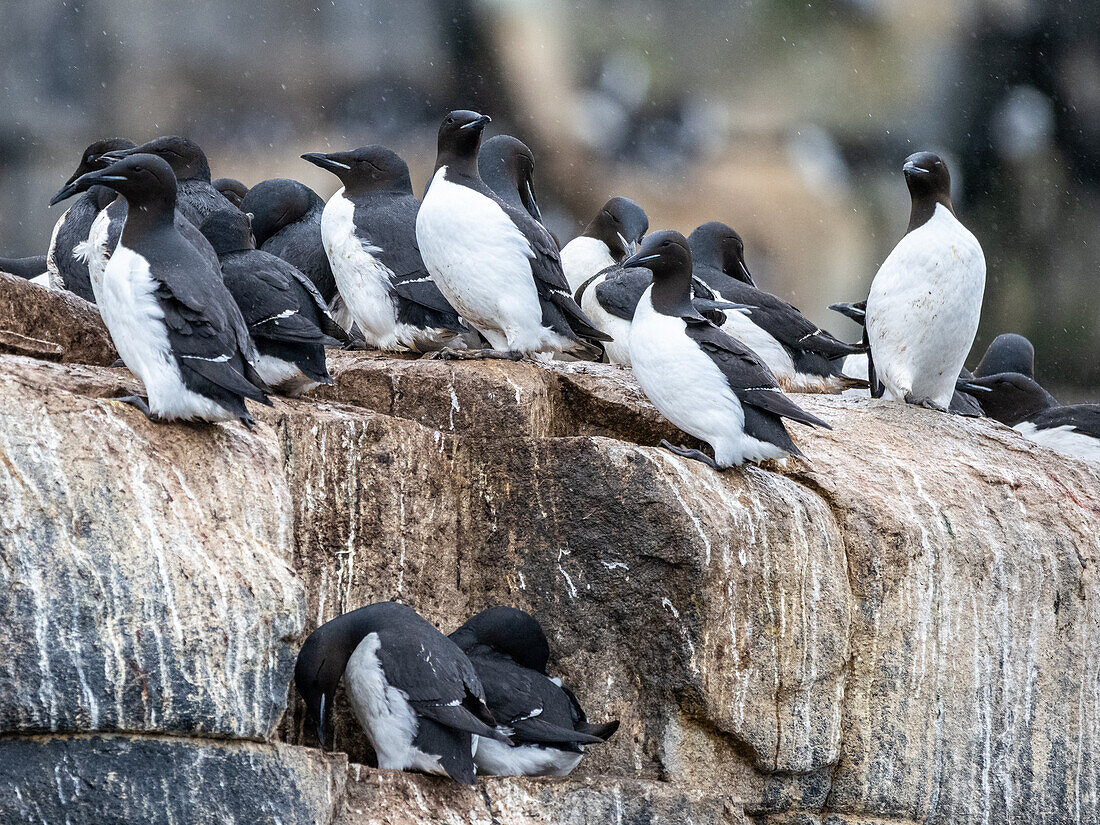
[0,317,1097,824]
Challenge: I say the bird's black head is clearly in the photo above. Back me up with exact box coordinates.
[479,135,541,221]
[51,153,178,214]
[449,606,550,674]
[212,178,249,208]
[101,136,212,183]
[64,138,136,187]
[301,146,413,196]
[902,152,953,231]
[974,333,1036,380]
[294,620,356,752]
[584,197,649,261]
[239,178,324,246]
[200,208,254,255]
[687,221,754,286]
[959,371,1058,426]
[621,229,696,317]
[435,110,492,171]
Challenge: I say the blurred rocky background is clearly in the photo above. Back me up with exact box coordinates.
[1,0,1096,395]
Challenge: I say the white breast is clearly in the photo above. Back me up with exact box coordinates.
[320,190,407,349]
[712,299,795,383]
[474,737,584,777]
[630,289,788,466]
[579,272,632,365]
[45,207,68,289]
[561,236,615,296]
[866,204,985,408]
[1014,422,1100,464]
[98,245,236,422]
[416,168,566,354]
[77,208,115,303]
[343,633,448,776]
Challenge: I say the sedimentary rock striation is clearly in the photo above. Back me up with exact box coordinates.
[0,277,1097,824]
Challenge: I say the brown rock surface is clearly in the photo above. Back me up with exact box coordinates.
[1,349,1097,824]
[0,271,117,365]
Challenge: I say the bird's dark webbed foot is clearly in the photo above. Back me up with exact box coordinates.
[904,393,948,412]
[109,358,126,368]
[112,395,160,422]
[659,439,723,471]
[426,347,524,361]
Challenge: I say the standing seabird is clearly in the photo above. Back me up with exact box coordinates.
[200,208,344,396]
[562,197,649,296]
[624,230,830,468]
[959,372,1099,463]
[51,154,270,425]
[294,602,511,785]
[478,135,544,225]
[865,152,986,410]
[101,136,239,227]
[302,145,468,351]
[43,138,136,301]
[212,177,249,208]
[416,110,611,360]
[450,607,618,777]
[688,222,863,393]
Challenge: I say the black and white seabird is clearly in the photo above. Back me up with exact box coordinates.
[50,154,270,425]
[212,177,249,208]
[563,197,649,296]
[42,138,136,301]
[829,298,985,416]
[302,146,469,352]
[959,372,1099,463]
[623,230,831,468]
[101,136,239,227]
[688,222,864,393]
[478,135,544,225]
[200,208,344,396]
[416,110,611,360]
[450,607,618,777]
[865,152,986,410]
[240,178,339,305]
[294,602,511,785]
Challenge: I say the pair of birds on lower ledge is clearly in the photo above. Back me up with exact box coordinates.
[295,603,619,785]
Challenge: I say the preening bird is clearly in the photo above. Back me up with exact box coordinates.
[478,134,545,225]
[416,110,611,360]
[302,145,469,352]
[212,177,249,208]
[450,606,618,777]
[624,229,831,468]
[865,152,986,410]
[50,154,270,425]
[294,602,511,785]
[563,197,649,297]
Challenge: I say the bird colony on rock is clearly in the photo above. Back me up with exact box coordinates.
[5,106,1098,784]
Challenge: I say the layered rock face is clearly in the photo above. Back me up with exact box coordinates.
[0,278,1097,824]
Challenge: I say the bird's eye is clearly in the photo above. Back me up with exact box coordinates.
[133,165,143,172]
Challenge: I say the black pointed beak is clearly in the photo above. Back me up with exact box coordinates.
[301,153,350,174]
[737,259,757,287]
[99,148,133,165]
[315,693,328,752]
[693,298,752,315]
[460,114,492,130]
[524,180,542,222]
[50,167,127,206]
[621,249,660,269]
[957,378,993,395]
